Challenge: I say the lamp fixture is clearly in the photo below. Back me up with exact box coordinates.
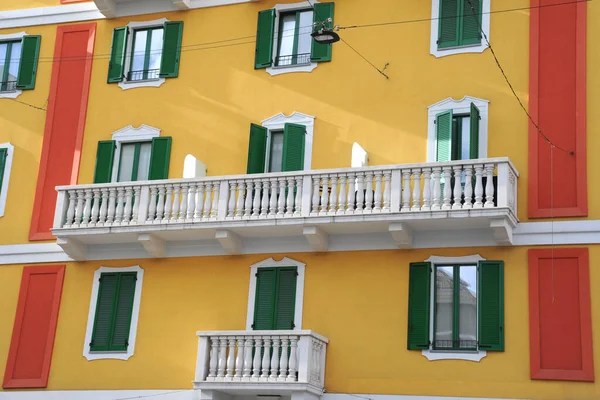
[311,18,340,44]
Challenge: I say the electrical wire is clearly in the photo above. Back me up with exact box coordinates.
[8,98,47,111]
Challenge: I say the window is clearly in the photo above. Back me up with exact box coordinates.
[0,35,41,94]
[255,2,335,76]
[268,130,285,173]
[117,142,152,182]
[108,19,183,88]
[0,41,21,92]
[0,143,14,218]
[407,257,504,361]
[435,103,479,162]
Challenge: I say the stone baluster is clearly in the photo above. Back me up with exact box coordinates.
[235,182,245,218]
[294,178,302,216]
[99,188,109,225]
[208,337,218,378]
[244,182,253,217]
[373,172,382,212]
[484,164,495,208]
[195,183,205,220]
[107,187,117,225]
[421,169,431,211]
[156,186,165,221]
[261,337,272,378]
[287,336,298,381]
[382,172,391,212]
[319,176,329,214]
[252,180,262,217]
[203,183,213,219]
[90,188,101,226]
[442,166,452,210]
[226,337,236,378]
[163,185,173,222]
[365,172,374,212]
[227,182,236,218]
[252,337,262,378]
[278,338,289,380]
[211,183,220,218]
[412,169,422,211]
[186,183,196,220]
[260,181,270,217]
[234,338,244,378]
[356,173,365,212]
[242,337,253,378]
[73,190,85,227]
[311,177,320,214]
[286,177,295,216]
[431,167,441,210]
[147,186,157,222]
[463,165,474,209]
[65,190,76,227]
[123,187,133,224]
[114,187,125,224]
[474,164,484,208]
[277,179,286,216]
[270,338,281,379]
[217,338,228,378]
[452,165,463,210]
[338,175,347,214]
[402,170,411,212]
[179,184,189,221]
[131,186,141,224]
[269,179,278,217]
[82,189,93,226]
[346,172,356,214]
[171,185,181,221]
[328,176,338,213]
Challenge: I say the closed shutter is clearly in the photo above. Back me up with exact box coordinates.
[0,149,7,192]
[159,21,184,78]
[148,137,172,180]
[407,262,431,350]
[478,260,504,351]
[282,123,306,172]
[93,141,116,184]
[90,273,119,351]
[110,273,137,351]
[253,268,277,330]
[107,27,128,83]
[255,9,276,69]
[461,0,482,45]
[16,35,41,90]
[274,268,297,330]
[438,0,460,48]
[469,103,480,159]
[247,124,268,174]
[311,2,335,62]
[435,110,453,162]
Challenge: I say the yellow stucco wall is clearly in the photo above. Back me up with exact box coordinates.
[0,246,599,399]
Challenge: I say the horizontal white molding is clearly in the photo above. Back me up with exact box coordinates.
[1,220,600,265]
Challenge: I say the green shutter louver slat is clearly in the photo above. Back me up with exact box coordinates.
[469,103,480,159]
[247,124,268,174]
[159,21,184,78]
[461,0,482,45]
[110,273,137,351]
[255,9,276,69]
[254,268,277,330]
[407,262,431,350]
[94,141,116,184]
[90,273,119,351]
[438,0,460,49]
[108,27,128,83]
[0,149,7,193]
[311,2,335,62]
[148,137,172,180]
[435,110,453,162]
[478,260,504,351]
[282,123,306,172]
[16,35,41,90]
[274,268,297,330]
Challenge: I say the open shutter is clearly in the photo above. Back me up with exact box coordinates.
[282,123,306,172]
[275,268,297,330]
[247,124,268,174]
[438,0,460,48]
[469,103,480,159]
[108,27,128,83]
[90,273,118,352]
[407,262,431,350]
[253,268,277,330]
[435,110,453,162]
[255,9,275,69]
[461,0,482,45]
[478,260,504,351]
[16,35,41,90]
[148,137,172,180]
[159,21,184,78]
[0,149,7,191]
[110,273,137,351]
[311,2,335,62]
[93,141,116,184]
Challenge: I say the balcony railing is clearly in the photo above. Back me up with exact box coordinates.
[276,53,311,67]
[0,81,17,92]
[127,69,160,82]
[194,330,328,394]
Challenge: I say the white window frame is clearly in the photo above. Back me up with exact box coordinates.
[261,112,314,172]
[430,0,491,58]
[118,18,168,91]
[111,124,161,183]
[83,265,144,361]
[427,96,489,162]
[266,1,320,77]
[422,254,487,362]
[245,257,306,331]
[0,31,26,99]
[0,143,15,217]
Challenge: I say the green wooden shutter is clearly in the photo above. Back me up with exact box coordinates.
[159,21,184,78]
[253,268,277,330]
[0,149,7,193]
[16,35,41,90]
[110,273,137,351]
[435,110,453,162]
[469,103,480,159]
[255,9,276,69]
[274,268,297,330]
[247,124,268,174]
[461,0,482,45]
[311,2,335,62]
[90,273,119,352]
[438,0,460,49]
[282,123,306,172]
[407,262,431,350]
[148,137,172,180]
[478,260,504,351]
[108,27,128,83]
[93,141,116,184]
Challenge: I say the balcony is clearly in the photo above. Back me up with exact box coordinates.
[52,158,519,260]
[194,331,328,399]
[93,0,255,18]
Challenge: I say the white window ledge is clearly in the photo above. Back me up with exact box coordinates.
[118,78,165,90]
[0,143,15,217]
[422,349,487,362]
[267,63,318,76]
[0,90,23,99]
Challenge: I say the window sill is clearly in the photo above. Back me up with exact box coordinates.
[431,42,489,58]
[266,62,318,76]
[421,348,487,362]
[0,90,23,99]
[85,350,133,361]
[118,78,165,91]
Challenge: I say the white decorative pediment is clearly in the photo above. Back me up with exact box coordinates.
[261,111,315,126]
[427,96,490,113]
[112,124,161,142]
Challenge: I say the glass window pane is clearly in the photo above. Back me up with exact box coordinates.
[460,116,471,160]
[458,265,477,348]
[269,132,284,173]
[435,266,454,348]
[8,42,21,84]
[297,11,314,59]
[136,142,152,181]
[131,30,148,72]
[0,43,8,86]
[118,143,136,182]
[148,28,164,77]
[278,13,297,64]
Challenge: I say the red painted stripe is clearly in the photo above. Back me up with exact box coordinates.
[528,248,594,382]
[2,265,66,389]
[29,23,96,241]
[528,0,587,218]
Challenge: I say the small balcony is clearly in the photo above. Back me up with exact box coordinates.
[52,158,519,260]
[194,331,328,398]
